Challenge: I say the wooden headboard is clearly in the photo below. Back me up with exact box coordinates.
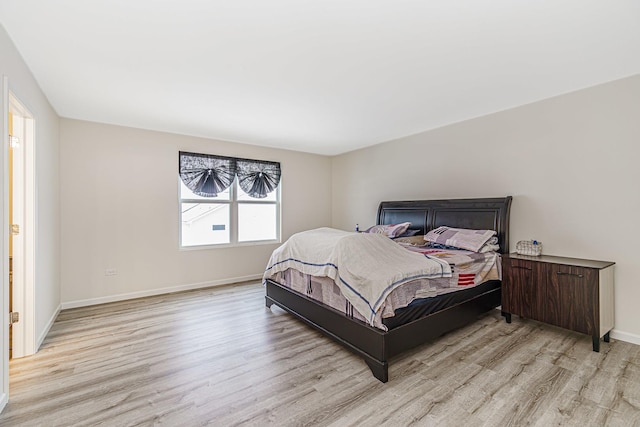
[377,196,513,254]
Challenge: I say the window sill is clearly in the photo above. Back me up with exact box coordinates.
[179,239,281,251]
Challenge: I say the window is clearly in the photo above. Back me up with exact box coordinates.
[179,152,280,248]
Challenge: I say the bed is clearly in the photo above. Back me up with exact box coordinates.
[264,196,512,382]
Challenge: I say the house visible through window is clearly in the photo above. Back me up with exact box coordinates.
[179,152,280,247]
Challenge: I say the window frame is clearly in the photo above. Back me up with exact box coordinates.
[179,176,281,250]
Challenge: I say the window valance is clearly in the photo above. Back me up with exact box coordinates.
[179,151,281,198]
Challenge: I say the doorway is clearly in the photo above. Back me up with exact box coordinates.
[7,93,35,359]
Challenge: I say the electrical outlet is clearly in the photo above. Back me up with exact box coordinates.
[105,269,118,276]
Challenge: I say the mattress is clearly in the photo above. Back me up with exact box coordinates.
[382,279,501,330]
[266,246,501,331]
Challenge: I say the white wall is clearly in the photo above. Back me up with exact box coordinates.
[0,23,61,407]
[60,119,332,305]
[332,75,640,342]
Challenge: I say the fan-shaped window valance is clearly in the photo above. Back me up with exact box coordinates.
[179,151,281,198]
[236,159,282,199]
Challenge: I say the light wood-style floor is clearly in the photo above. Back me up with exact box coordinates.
[1,281,640,426]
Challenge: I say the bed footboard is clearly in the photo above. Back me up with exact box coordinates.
[266,279,390,382]
[266,278,501,383]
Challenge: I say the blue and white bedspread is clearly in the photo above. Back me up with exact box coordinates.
[263,227,452,327]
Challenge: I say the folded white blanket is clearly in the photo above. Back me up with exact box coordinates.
[264,227,452,326]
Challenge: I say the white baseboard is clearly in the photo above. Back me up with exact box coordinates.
[610,329,640,346]
[60,274,263,310]
[37,304,61,352]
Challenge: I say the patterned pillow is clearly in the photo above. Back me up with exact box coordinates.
[364,222,412,238]
[426,236,500,252]
[424,226,497,252]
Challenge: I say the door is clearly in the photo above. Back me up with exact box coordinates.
[502,257,538,319]
[8,111,14,359]
[7,93,35,359]
[544,264,598,336]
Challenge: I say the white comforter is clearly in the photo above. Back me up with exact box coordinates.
[263,227,452,326]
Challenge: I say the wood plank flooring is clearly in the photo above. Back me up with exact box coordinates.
[1,281,640,426]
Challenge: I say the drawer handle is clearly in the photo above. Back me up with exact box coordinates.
[511,266,532,271]
[556,271,584,278]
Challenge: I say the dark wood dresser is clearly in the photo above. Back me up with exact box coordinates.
[501,253,615,352]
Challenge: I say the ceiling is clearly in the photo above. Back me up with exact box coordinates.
[1,1,639,155]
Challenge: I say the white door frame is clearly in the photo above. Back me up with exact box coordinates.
[1,74,10,412]
[0,77,36,413]
[8,93,36,358]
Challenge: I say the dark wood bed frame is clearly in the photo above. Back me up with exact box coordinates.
[265,196,512,382]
